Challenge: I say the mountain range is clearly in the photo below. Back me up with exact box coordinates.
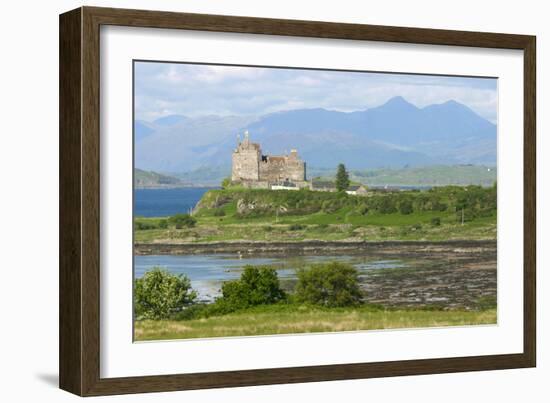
[134,96,496,174]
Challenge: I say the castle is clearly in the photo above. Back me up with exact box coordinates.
[231,131,308,189]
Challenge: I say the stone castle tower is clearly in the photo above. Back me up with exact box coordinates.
[231,130,307,188]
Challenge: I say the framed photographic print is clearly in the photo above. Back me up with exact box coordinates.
[59,6,536,396]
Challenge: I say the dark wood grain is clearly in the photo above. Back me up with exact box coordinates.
[59,6,537,396]
[59,7,82,396]
[523,38,537,367]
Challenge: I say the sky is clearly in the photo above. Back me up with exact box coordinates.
[134,61,498,123]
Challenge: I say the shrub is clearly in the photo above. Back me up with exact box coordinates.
[411,223,423,230]
[378,197,397,214]
[134,267,197,320]
[169,213,197,228]
[135,221,156,230]
[221,177,231,189]
[357,204,369,215]
[158,219,168,229]
[289,223,306,231]
[213,209,226,217]
[432,200,448,212]
[219,266,286,310]
[399,199,414,215]
[431,217,441,226]
[295,262,362,307]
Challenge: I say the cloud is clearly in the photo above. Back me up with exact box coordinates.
[134,62,497,122]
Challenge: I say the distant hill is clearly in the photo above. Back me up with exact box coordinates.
[134,169,183,188]
[349,165,496,187]
[135,97,496,173]
[164,164,496,187]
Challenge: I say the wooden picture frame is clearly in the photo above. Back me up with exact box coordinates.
[59,6,536,396]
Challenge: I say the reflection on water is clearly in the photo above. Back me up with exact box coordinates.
[134,254,408,301]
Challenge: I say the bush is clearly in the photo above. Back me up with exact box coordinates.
[158,219,168,229]
[295,262,362,307]
[399,199,414,215]
[135,221,156,230]
[134,267,197,320]
[357,204,369,215]
[219,266,286,310]
[289,223,306,231]
[431,217,441,226]
[213,209,226,217]
[378,197,397,214]
[169,213,196,228]
[221,177,231,189]
[432,200,448,212]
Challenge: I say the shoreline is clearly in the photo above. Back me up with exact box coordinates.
[135,239,496,256]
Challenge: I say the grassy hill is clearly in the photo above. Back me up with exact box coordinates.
[134,185,497,243]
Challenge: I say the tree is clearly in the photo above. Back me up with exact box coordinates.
[335,163,350,192]
[134,267,197,320]
[220,266,286,309]
[295,262,362,307]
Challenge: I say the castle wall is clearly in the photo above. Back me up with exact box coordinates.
[259,157,305,182]
[231,147,260,181]
[231,137,306,185]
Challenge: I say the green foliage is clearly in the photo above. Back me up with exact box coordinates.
[289,223,306,231]
[335,163,350,192]
[168,213,197,228]
[295,262,362,307]
[377,196,397,214]
[135,221,157,230]
[134,267,197,320]
[158,219,168,229]
[221,177,231,189]
[213,209,226,217]
[357,204,369,215]
[218,266,286,310]
[189,185,497,236]
[431,217,441,226]
[399,198,414,215]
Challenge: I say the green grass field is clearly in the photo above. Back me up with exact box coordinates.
[134,304,497,341]
[134,212,496,243]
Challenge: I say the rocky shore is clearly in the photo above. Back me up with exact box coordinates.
[135,239,496,256]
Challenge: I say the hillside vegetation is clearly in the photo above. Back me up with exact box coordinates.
[134,185,497,243]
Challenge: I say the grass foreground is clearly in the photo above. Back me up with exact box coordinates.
[134,304,497,341]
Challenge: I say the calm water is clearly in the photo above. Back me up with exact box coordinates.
[134,187,217,217]
[135,254,407,301]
